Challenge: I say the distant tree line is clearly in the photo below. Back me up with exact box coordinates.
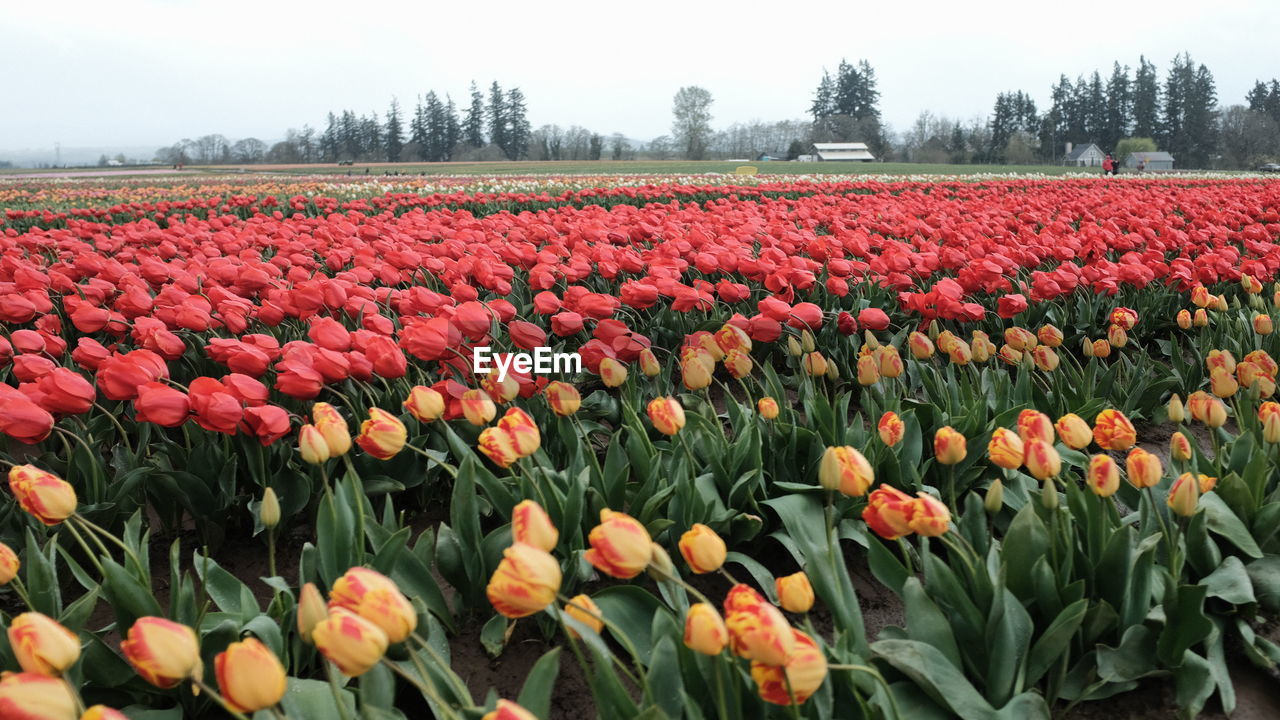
[154,81,533,166]
[898,54,1278,169]
[147,54,1278,170]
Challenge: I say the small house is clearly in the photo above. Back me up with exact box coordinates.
[1125,151,1174,171]
[810,142,875,162]
[1062,143,1105,167]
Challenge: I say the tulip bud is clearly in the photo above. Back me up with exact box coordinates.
[312,607,389,677]
[987,428,1025,470]
[511,500,559,552]
[461,389,497,426]
[0,542,19,585]
[0,673,78,720]
[1193,308,1209,327]
[908,331,934,359]
[933,426,967,465]
[1093,409,1137,450]
[1168,473,1200,517]
[544,381,582,416]
[776,572,815,613]
[215,638,287,713]
[825,358,841,381]
[487,543,562,618]
[1266,413,1280,444]
[121,617,202,688]
[1210,368,1239,398]
[646,542,676,582]
[647,396,686,435]
[818,446,874,496]
[1082,337,1095,357]
[984,479,1004,514]
[786,336,803,356]
[297,583,327,643]
[1041,477,1059,510]
[1087,455,1120,497]
[585,509,652,579]
[803,351,829,377]
[1092,339,1112,358]
[1017,409,1054,444]
[800,329,815,353]
[563,594,604,638]
[638,348,661,377]
[1107,324,1128,348]
[1126,448,1163,488]
[1176,309,1192,329]
[311,402,352,457]
[683,603,729,655]
[7,465,76,526]
[905,492,950,536]
[1037,324,1064,348]
[757,397,780,419]
[600,358,629,388]
[855,355,879,385]
[877,346,904,378]
[355,408,407,459]
[329,567,418,643]
[298,424,331,464]
[404,386,445,422]
[1169,431,1194,461]
[724,584,795,665]
[877,411,905,446]
[679,524,727,574]
[1255,314,1274,335]
[863,330,881,349]
[259,487,280,529]
[1024,439,1062,480]
[482,700,538,720]
[1054,413,1092,449]
[8,612,80,676]
[1032,346,1060,372]
[482,370,520,404]
[1167,394,1185,423]
[724,349,753,379]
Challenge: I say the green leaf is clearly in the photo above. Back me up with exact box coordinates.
[1156,584,1214,668]
[1001,505,1048,602]
[1024,599,1088,687]
[871,639,997,720]
[902,577,963,671]
[100,558,163,630]
[1200,492,1263,558]
[866,537,910,596]
[725,551,778,603]
[480,613,509,658]
[1174,650,1216,718]
[644,635,685,719]
[24,530,59,616]
[1199,556,1255,606]
[1245,556,1280,613]
[192,552,259,622]
[360,662,397,714]
[985,588,1033,707]
[516,648,561,720]
[593,586,666,663]
[279,678,356,720]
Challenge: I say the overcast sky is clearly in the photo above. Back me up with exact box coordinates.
[2,0,1277,153]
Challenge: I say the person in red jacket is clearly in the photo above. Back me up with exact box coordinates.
[1101,154,1114,175]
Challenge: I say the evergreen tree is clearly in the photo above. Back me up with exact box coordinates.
[1160,53,1194,156]
[1183,62,1219,167]
[423,91,447,162]
[1246,79,1280,126]
[1102,63,1131,151]
[810,71,836,120]
[487,82,507,157]
[444,95,461,159]
[409,96,429,160]
[320,112,339,162]
[464,81,486,148]
[505,87,531,160]
[384,99,404,162]
[339,111,359,160]
[1085,71,1106,142]
[1066,76,1089,141]
[359,113,382,160]
[1132,56,1160,139]
[947,125,968,164]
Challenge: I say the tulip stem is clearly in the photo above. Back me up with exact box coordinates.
[409,632,473,704]
[828,664,902,719]
[325,662,356,720]
[93,402,135,456]
[62,518,106,576]
[191,677,252,720]
[266,527,277,580]
[716,566,742,586]
[557,594,648,688]
[75,515,145,576]
[269,707,289,720]
[783,672,803,720]
[712,655,731,720]
[570,415,606,484]
[9,575,34,609]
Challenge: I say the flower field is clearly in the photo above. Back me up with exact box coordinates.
[1,173,1279,719]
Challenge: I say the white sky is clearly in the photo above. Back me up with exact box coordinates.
[2,0,1277,151]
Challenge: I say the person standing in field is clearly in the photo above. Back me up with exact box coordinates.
[1102,154,1113,176]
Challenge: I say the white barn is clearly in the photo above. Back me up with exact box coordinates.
[1062,143,1105,167]
[811,142,876,162]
